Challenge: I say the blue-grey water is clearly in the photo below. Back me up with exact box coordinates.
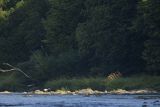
[0,94,160,107]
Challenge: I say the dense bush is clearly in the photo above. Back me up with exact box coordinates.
[0,73,26,91]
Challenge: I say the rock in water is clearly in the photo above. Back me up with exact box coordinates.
[77,88,94,95]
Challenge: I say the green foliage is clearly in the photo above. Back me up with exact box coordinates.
[0,0,49,64]
[18,50,80,84]
[0,10,9,21]
[15,0,24,9]
[76,0,139,74]
[140,0,160,74]
[44,0,84,55]
[0,73,26,91]
[0,0,24,21]
[0,0,160,91]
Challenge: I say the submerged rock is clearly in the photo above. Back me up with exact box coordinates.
[77,88,94,95]
[109,89,129,94]
[34,90,50,95]
[153,100,160,105]
[74,88,105,95]
[54,90,72,95]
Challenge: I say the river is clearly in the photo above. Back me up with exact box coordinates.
[0,93,160,107]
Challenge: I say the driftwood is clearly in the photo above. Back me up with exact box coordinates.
[0,63,31,79]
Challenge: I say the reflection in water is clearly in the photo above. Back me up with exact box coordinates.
[0,94,160,107]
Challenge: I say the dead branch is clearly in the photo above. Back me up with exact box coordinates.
[0,63,31,79]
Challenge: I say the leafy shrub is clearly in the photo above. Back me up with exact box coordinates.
[0,73,26,91]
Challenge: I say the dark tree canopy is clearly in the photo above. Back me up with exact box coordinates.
[0,0,159,84]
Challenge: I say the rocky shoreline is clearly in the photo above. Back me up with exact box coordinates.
[0,88,158,95]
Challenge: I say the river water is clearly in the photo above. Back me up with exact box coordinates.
[0,94,160,107]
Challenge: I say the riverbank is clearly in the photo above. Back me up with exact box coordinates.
[0,88,158,95]
[0,75,160,93]
[44,76,160,92]
[28,88,159,95]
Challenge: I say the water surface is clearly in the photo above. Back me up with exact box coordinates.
[0,93,160,107]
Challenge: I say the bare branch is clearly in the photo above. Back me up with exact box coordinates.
[3,63,15,68]
[0,63,31,79]
[0,68,16,72]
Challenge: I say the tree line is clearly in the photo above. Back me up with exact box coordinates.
[0,0,159,83]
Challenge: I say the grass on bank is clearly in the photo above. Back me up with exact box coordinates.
[0,74,160,92]
[44,78,107,91]
[106,76,160,91]
[45,76,160,91]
